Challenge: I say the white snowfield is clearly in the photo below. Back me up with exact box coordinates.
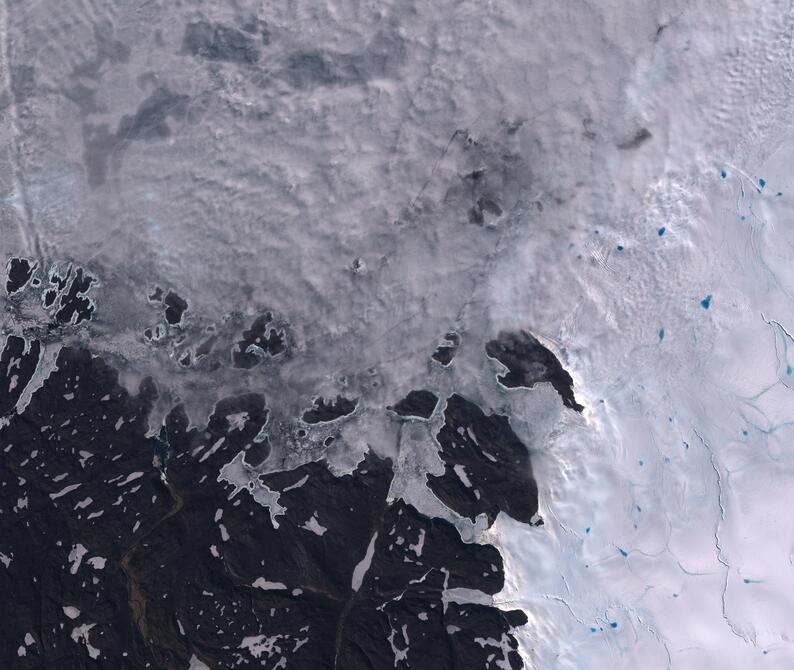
[482,2,794,668]
[2,0,793,667]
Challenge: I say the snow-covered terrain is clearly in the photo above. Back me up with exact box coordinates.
[3,0,794,667]
[482,3,794,667]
